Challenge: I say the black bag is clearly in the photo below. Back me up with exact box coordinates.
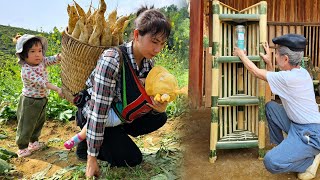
[76,107,86,128]
[73,89,90,108]
[112,46,153,123]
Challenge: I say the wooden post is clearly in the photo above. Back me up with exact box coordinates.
[189,0,204,109]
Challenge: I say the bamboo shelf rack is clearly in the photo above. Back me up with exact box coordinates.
[209,0,267,163]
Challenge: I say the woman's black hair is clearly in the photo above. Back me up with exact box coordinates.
[19,38,43,60]
[135,6,171,39]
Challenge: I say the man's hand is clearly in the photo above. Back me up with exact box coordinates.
[147,97,168,113]
[86,155,100,178]
[259,42,272,66]
[233,47,246,59]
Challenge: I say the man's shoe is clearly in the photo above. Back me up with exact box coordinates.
[298,153,320,180]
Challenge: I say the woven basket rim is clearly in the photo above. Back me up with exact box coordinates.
[64,27,110,49]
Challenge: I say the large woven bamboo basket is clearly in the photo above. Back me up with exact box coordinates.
[61,28,109,103]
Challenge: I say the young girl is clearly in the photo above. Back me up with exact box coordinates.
[15,34,64,157]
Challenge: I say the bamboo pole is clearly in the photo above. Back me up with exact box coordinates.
[205,47,212,108]
[233,63,237,131]
[223,20,227,134]
[228,107,232,134]
[219,106,222,138]
[238,61,244,129]
[219,14,260,21]
[210,107,219,163]
[227,14,232,135]
[256,106,259,135]
[210,0,220,163]
[258,1,267,159]
[247,10,253,132]
[224,107,227,135]
[248,24,252,97]
[217,56,261,62]
[218,96,259,106]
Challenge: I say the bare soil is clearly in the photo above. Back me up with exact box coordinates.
[2,106,320,179]
[1,120,81,178]
[1,118,180,179]
[180,108,320,180]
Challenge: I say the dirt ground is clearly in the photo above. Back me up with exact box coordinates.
[2,106,320,179]
[1,121,82,178]
[180,108,320,180]
[0,117,181,179]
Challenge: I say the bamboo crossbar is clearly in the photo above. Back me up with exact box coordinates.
[217,140,258,149]
[219,14,260,21]
[216,56,261,63]
[218,96,259,106]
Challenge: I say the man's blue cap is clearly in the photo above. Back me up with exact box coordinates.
[272,34,306,51]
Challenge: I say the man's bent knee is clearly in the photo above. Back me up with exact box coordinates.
[265,101,279,111]
[264,152,286,174]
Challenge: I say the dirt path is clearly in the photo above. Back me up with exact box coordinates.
[179,108,319,180]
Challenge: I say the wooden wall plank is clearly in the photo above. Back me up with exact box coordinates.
[296,26,303,35]
[289,25,296,34]
[305,0,311,22]
[269,0,275,21]
[283,25,289,35]
[319,0,320,23]
[269,25,275,48]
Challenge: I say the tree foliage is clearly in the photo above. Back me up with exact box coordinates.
[160,5,190,68]
[123,5,190,68]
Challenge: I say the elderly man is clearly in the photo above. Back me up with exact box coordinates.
[233,34,320,180]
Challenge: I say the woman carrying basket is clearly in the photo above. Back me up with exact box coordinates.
[73,7,171,178]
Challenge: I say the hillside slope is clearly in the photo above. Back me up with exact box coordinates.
[0,25,45,55]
